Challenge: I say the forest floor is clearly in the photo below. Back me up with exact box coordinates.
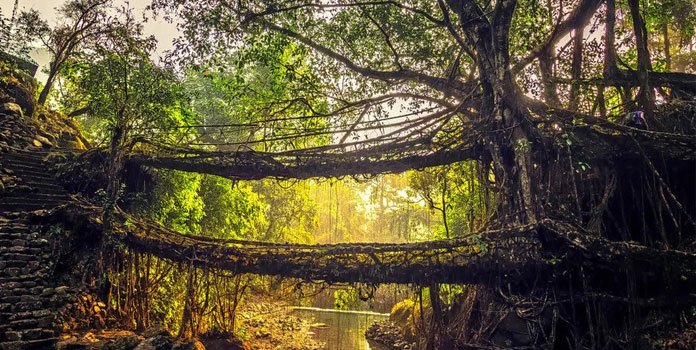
[54,301,320,350]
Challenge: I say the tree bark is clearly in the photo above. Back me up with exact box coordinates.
[37,62,60,106]
[569,28,584,110]
[603,0,619,77]
[628,0,656,116]
[540,47,561,107]
[663,21,671,71]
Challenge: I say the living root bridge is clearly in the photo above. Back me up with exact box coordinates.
[128,142,479,180]
[124,101,696,181]
[53,202,696,286]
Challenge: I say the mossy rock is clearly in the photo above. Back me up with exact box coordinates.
[101,336,142,350]
[1,102,24,117]
[0,64,37,117]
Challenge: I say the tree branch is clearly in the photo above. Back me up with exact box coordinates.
[251,18,474,96]
[511,0,602,74]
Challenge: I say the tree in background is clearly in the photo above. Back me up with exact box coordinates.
[410,162,492,238]
[180,36,330,152]
[17,0,122,107]
[0,0,37,60]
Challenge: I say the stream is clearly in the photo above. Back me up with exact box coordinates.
[291,307,389,350]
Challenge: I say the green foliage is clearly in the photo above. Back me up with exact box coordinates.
[409,162,489,238]
[182,37,330,151]
[0,59,36,92]
[133,170,319,243]
[509,0,554,61]
[200,176,264,239]
[364,175,436,242]
[0,5,46,60]
[252,181,317,243]
[143,170,204,235]
[333,289,361,310]
[75,52,190,144]
[389,295,428,342]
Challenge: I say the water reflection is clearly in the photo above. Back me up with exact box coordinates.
[291,307,389,350]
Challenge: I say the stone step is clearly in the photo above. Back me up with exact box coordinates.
[5,315,54,330]
[0,212,24,220]
[0,161,49,171]
[0,200,66,211]
[0,234,31,242]
[6,316,51,330]
[1,193,70,201]
[0,158,48,169]
[0,300,47,313]
[0,200,66,207]
[0,246,45,255]
[0,226,29,234]
[10,174,56,183]
[0,242,48,254]
[5,149,67,160]
[1,160,47,169]
[0,217,25,224]
[12,172,56,182]
[0,337,57,350]
[0,286,50,298]
[0,152,48,163]
[0,196,67,204]
[0,238,35,246]
[4,167,50,178]
[0,259,42,269]
[0,277,47,287]
[3,186,67,196]
[12,182,65,192]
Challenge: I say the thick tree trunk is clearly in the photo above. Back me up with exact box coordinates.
[540,48,561,107]
[569,28,584,110]
[448,0,539,224]
[603,0,618,77]
[628,0,656,116]
[663,21,671,71]
[37,66,58,106]
[428,283,453,350]
[441,175,450,238]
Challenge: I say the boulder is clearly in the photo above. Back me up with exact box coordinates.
[0,69,37,117]
[35,134,54,148]
[58,131,88,150]
[101,335,142,350]
[199,332,247,350]
[142,327,171,339]
[1,102,24,118]
[133,335,173,350]
[172,340,204,350]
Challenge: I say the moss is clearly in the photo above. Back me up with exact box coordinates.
[0,59,37,117]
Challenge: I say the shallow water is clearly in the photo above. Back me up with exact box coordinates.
[291,307,389,350]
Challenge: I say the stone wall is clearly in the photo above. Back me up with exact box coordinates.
[0,215,60,350]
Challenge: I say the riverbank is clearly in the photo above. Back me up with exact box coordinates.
[53,302,319,350]
[365,321,416,350]
[237,301,320,350]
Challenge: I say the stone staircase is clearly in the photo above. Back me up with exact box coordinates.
[0,149,72,350]
[0,150,71,212]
